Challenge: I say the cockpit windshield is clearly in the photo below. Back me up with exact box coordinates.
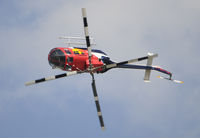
[49,49,66,68]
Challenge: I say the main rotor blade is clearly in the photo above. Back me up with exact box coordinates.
[25,71,79,86]
[106,56,151,69]
[92,55,152,72]
[91,74,105,130]
[82,8,92,69]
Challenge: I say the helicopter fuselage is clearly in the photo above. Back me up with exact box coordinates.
[48,47,111,72]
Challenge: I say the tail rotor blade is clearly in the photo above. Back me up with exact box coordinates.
[157,76,184,84]
[91,74,105,130]
[25,71,79,86]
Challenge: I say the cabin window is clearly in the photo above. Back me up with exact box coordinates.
[57,49,65,68]
[65,49,71,55]
[67,57,73,63]
[56,49,65,56]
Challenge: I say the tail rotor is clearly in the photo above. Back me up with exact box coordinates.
[157,76,184,84]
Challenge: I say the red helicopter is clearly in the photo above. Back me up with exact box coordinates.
[25,8,183,130]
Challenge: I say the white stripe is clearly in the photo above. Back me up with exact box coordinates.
[101,126,105,130]
[88,47,92,57]
[94,96,98,101]
[25,81,35,86]
[97,112,102,116]
[128,59,138,64]
[45,76,55,81]
[84,27,89,37]
[107,64,117,69]
[82,8,87,18]
[67,71,77,76]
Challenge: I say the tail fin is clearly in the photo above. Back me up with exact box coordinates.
[144,53,158,82]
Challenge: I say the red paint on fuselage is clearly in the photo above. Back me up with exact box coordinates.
[48,47,104,72]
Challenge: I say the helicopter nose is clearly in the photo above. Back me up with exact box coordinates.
[48,49,66,68]
[48,51,58,67]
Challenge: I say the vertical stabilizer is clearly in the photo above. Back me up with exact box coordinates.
[144,53,158,82]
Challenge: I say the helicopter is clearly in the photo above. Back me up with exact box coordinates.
[25,8,183,130]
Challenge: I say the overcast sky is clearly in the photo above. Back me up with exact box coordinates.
[0,0,200,138]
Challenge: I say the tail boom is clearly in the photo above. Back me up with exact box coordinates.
[117,64,172,79]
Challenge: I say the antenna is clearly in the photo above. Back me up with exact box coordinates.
[59,36,96,46]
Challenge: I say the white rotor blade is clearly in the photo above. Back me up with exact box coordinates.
[25,71,79,86]
[91,73,105,130]
[82,8,92,69]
